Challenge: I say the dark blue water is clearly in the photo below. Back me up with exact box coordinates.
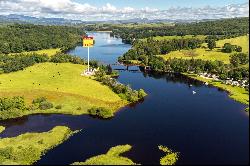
[0,33,248,165]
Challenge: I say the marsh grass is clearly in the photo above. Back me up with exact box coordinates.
[158,145,179,165]
[71,144,137,165]
[0,126,76,165]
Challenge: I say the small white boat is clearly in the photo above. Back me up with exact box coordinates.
[192,91,197,94]
[205,82,209,86]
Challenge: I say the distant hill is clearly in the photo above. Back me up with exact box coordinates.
[0,14,223,25]
[0,14,83,25]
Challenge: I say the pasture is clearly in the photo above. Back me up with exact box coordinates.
[160,35,249,64]
[0,63,127,117]
[10,48,61,57]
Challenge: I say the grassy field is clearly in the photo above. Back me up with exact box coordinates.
[142,35,206,41]
[10,48,61,56]
[0,126,75,165]
[183,73,249,111]
[72,145,137,165]
[160,35,249,64]
[0,63,127,119]
[216,35,249,53]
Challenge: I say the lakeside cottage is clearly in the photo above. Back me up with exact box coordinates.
[199,73,249,88]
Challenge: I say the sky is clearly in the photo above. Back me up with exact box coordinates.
[0,0,249,21]
[75,0,248,9]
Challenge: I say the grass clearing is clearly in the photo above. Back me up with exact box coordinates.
[160,35,249,64]
[159,49,232,63]
[71,144,137,165]
[10,48,61,57]
[216,35,249,53]
[0,126,76,165]
[0,63,127,119]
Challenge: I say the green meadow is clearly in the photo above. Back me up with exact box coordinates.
[30,48,61,56]
[0,62,127,118]
[10,48,61,57]
[0,126,75,165]
[72,145,137,165]
[159,35,249,64]
[216,35,249,53]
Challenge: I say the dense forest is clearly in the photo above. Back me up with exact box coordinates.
[0,24,85,54]
[105,17,249,44]
[0,53,99,74]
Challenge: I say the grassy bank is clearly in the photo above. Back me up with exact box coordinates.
[0,126,76,165]
[0,126,4,134]
[183,73,249,111]
[158,145,179,165]
[72,145,137,165]
[160,35,249,64]
[0,63,128,119]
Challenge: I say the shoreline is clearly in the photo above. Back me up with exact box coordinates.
[182,73,249,112]
[118,59,249,112]
[0,62,130,120]
[0,126,77,165]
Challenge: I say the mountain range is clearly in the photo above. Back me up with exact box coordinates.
[0,14,217,25]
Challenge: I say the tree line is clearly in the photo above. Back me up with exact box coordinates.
[120,52,249,86]
[0,52,98,74]
[94,67,147,103]
[107,17,249,44]
[119,37,203,62]
[0,24,85,54]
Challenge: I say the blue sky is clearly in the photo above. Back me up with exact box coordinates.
[74,0,248,9]
[0,0,249,21]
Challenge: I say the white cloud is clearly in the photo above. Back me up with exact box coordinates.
[0,0,249,21]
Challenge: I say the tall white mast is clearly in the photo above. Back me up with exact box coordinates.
[88,46,90,72]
